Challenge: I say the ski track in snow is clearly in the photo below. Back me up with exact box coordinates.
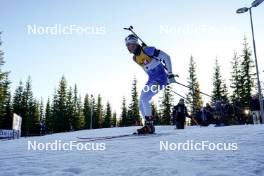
[0,125,264,176]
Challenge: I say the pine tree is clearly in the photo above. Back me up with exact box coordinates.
[21,77,40,136]
[0,75,12,129]
[39,98,44,123]
[13,81,24,116]
[0,32,7,104]
[230,51,242,103]
[222,83,229,103]
[211,59,229,104]
[239,36,255,107]
[160,86,173,125]
[186,56,203,116]
[90,95,96,129]
[0,33,12,129]
[5,95,12,129]
[71,85,84,130]
[94,94,103,129]
[51,89,58,132]
[83,94,91,129]
[120,96,128,126]
[128,77,141,125]
[53,76,69,132]
[151,102,159,124]
[66,87,75,131]
[103,101,112,128]
[45,98,53,133]
[126,110,134,126]
[21,77,32,136]
[77,95,84,129]
[112,111,117,127]
[30,99,40,134]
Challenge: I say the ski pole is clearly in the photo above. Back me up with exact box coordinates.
[123,26,147,46]
[173,80,212,98]
[171,89,189,102]
[190,116,200,126]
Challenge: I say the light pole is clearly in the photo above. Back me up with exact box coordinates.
[236,0,264,123]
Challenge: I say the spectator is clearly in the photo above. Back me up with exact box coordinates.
[222,103,233,125]
[204,103,213,124]
[249,95,261,124]
[200,107,208,126]
[39,121,47,136]
[214,100,225,126]
[172,99,190,129]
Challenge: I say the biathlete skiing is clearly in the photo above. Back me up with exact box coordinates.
[125,27,176,135]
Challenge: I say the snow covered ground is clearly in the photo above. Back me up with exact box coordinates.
[1,125,264,176]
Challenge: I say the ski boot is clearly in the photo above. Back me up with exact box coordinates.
[136,116,155,135]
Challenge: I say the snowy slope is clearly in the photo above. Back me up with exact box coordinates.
[0,125,264,176]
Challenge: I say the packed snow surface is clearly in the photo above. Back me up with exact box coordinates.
[1,125,264,176]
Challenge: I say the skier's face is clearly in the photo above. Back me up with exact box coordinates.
[126,43,138,54]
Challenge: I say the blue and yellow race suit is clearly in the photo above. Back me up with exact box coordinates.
[132,46,173,119]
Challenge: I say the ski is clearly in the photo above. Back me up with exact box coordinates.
[76,133,158,142]
[77,134,133,141]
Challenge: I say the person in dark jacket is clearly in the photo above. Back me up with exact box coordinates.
[249,95,261,124]
[172,99,190,129]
